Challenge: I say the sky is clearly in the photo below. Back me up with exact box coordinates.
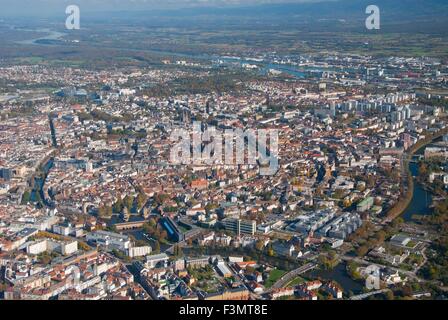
[0,0,330,16]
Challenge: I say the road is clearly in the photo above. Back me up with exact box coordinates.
[268,263,317,291]
[165,240,186,254]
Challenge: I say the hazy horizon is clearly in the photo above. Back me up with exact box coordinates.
[0,0,334,17]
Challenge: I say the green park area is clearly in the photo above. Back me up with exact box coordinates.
[264,269,287,288]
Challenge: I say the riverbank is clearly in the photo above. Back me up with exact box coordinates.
[386,126,448,222]
[25,154,56,208]
[402,160,433,221]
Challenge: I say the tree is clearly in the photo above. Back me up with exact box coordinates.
[375,230,387,243]
[347,261,362,280]
[400,285,413,297]
[153,241,161,253]
[173,244,183,257]
[98,206,106,218]
[21,191,31,204]
[38,253,51,265]
[136,192,147,210]
[98,206,112,218]
[154,193,169,205]
[142,223,153,234]
[135,240,147,247]
[356,245,369,257]
[160,231,168,241]
[123,195,134,212]
[148,218,157,228]
[0,282,9,292]
[419,162,428,176]
[205,203,218,213]
[328,251,337,260]
[113,197,124,213]
[319,253,338,270]
[385,290,395,300]
[255,240,265,252]
[343,198,352,208]
[78,241,91,251]
[246,266,256,274]
[392,217,404,228]
[35,191,43,206]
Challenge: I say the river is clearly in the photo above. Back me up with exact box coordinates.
[18,28,355,79]
[402,162,432,221]
[18,27,440,297]
[402,144,435,222]
[308,142,439,294]
[30,158,54,207]
[305,262,364,295]
[15,28,67,46]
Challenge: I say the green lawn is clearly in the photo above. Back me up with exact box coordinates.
[286,276,306,287]
[264,269,287,288]
[406,241,417,248]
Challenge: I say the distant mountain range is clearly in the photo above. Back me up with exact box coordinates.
[86,0,447,34]
[2,0,448,20]
[110,0,448,19]
[2,0,447,34]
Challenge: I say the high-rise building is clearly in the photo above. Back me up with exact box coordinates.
[0,168,12,181]
[443,134,448,143]
[222,218,257,235]
[240,219,257,235]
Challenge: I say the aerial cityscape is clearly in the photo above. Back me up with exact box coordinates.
[0,0,448,303]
